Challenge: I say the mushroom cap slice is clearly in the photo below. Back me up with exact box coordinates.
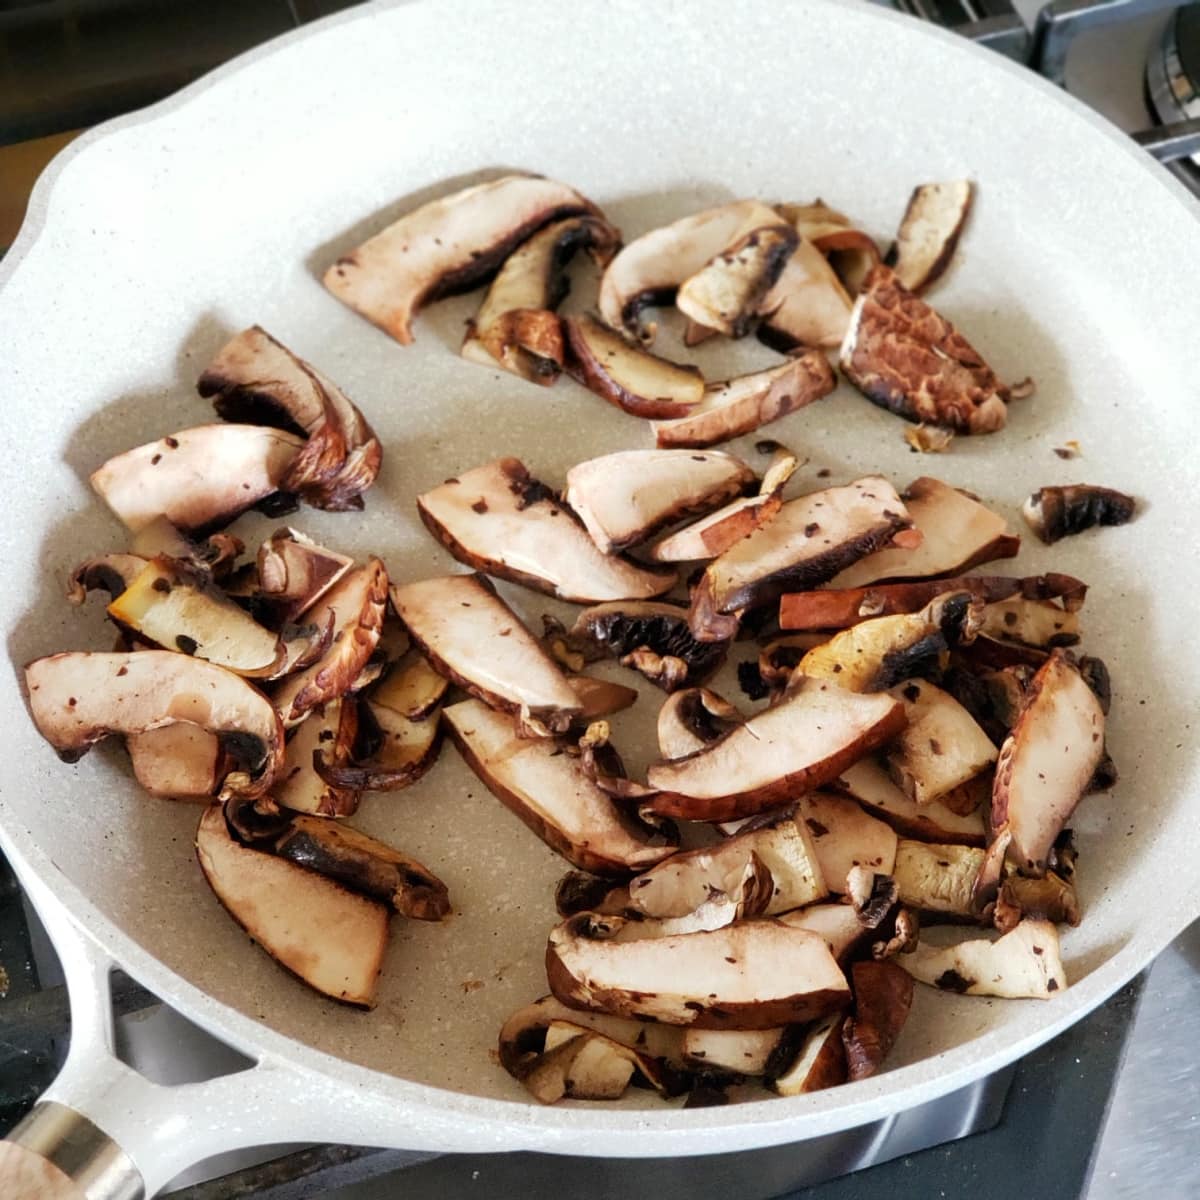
[758,236,855,350]
[417,458,676,604]
[656,687,743,760]
[275,698,360,817]
[652,353,835,451]
[768,1012,848,1095]
[690,476,915,627]
[323,173,600,345]
[195,804,387,1007]
[892,839,987,917]
[992,651,1105,874]
[645,676,907,823]
[255,529,354,623]
[25,650,284,797]
[546,913,851,1029]
[127,724,222,800]
[1021,484,1136,545]
[66,554,148,605]
[443,698,677,875]
[797,793,898,894]
[885,181,974,295]
[90,424,304,533]
[840,266,1009,434]
[829,477,1019,589]
[392,574,581,735]
[900,919,1067,999]
[841,959,914,1080]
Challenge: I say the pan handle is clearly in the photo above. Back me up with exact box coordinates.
[0,853,370,1199]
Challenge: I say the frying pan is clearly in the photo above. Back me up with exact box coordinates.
[2,0,1199,1195]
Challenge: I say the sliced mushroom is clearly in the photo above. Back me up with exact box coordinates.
[995,870,1081,933]
[778,903,873,964]
[562,316,705,418]
[797,793,898,893]
[645,676,906,823]
[417,458,676,603]
[129,518,245,579]
[254,529,354,623]
[683,1027,789,1077]
[198,326,381,511]
[840,266,1010,434]
[443,698,676,875]
[652,353,836,450]
[565,450,755,556]
[274,698,360,816]
[25,650,284,797]
[566,674,639,723]
[127,724,222,799]
[66,554,148,605]
[91,424,304,533]
[979,598,1080,649]
[656,687,743,759]
[689,477,915,634]
[776,200,881,293]
[992,651,1105,875]
[841,960,914,1080]
[892,839,986,918]
[768,1013,848,1095]
[463,214,621,383]
[1022,485,1136,544]
[323,173,600,344]
[758,236,855,350]
[391,574,580,735]
[546,913,851,1029]
[900,919,1067,998]
[885,181,974,294]
[845,867,900,929]
[831,479,1016,591]
[272,558,389,727]
[886,679,998,806]
[195,804,387,1007]
[834,760,986,846]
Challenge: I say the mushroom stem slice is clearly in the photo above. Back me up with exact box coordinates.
[546,914,851,1029]
[892,839,987,918]
[842,960,914,1080]
[768,1013,848,1095]
[323,173,602,345]
[900,919,1067,998]
[885,181,974,294]
[195,804,387,1007]
[1021,485,1136,545]
[682,1027,788,1077]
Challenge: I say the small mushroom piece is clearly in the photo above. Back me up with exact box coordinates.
[652,353,836,451]
[841,960,914,1080]
[797,793,898,893]
[995,870,1081,933]
[66,554,148,605]
[840,266,1010,434]
[778,904,873,965]
[565,450,755,555]
[900,919,1068,998]
[90,424,304,533]
[656,687,744,759]
[776,200,882,292]
[758,236,856,350]
[462,214,621,383]
[25,650,284,797]
[829,477,1019,589]
[546,913,851,1029]
[645,677,906,823]
[845,867,900,929]
[195,804,388,1007]
[274,698,360,817]
[443,698,677,875]
[992,651,1105,875]
[271,559,389,727]
[892,839,987,918]
[129,519,245,579]
[323,173,601,344]
[886,679,998,806]
[417,459,676,604]
[979,598,1080,648]
[562,316,705,418]
[768,1013,848,1095]
[885,181,974,294]
[682,1027,789,1076]
[873,906,921,960]
[1021,485,1136,545]
[391,574,581,735]
[566,674,639,723]
[126,724,223,799]
[254,529,354,623]
[689,477,915,635]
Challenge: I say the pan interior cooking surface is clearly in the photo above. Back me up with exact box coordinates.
[1,0,1198,1147]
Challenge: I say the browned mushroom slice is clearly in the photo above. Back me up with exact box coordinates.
[323,173,600,345]
[675,223,798,337]
[26,651,284,797]
[689,477,915,634]
[90,424,304,533]
[254,529,354,622]
[842,959,914,1080]
[683,1027,789,1076]
[274,698,360,817]
[758,237,856,350]
[565,675,639,723]
[198,326,382,511]
[885,181,974,294]
[768,1012,848,1095]
[597,200,786,340]
[462,214,621,383]
[195,804,387,1007]
[108,556,283,677]
[834,760,986,846]
[776,200,882,293]
[645,677,906,823]
[829,478,1019,589]
[129,518,245,580]
[979,598,1080,648]
[391,574,580,735]
[892,839,986,917]
[901,919,1067,998]
[66,554,148,604]
[886,679,997,806]
[417,459,676,604]
[995,870,1081,933]
[271,558,388,727]
[565,450,754,556]
[652,353,836,450]
[443,698,676,875]
[797,793,898,893]
[627,818,826,920]
[751,635,829,695]
[546,913,851,1029]
[1021,485,1136,544]
[992,651,1105,875]
[778,904,872,964]
[127,724,222,799]
[657,687,743,760]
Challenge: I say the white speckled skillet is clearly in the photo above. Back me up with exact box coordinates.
[1,0,1198,1194]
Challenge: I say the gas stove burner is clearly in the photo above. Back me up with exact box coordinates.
[1148,5,1200,172]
